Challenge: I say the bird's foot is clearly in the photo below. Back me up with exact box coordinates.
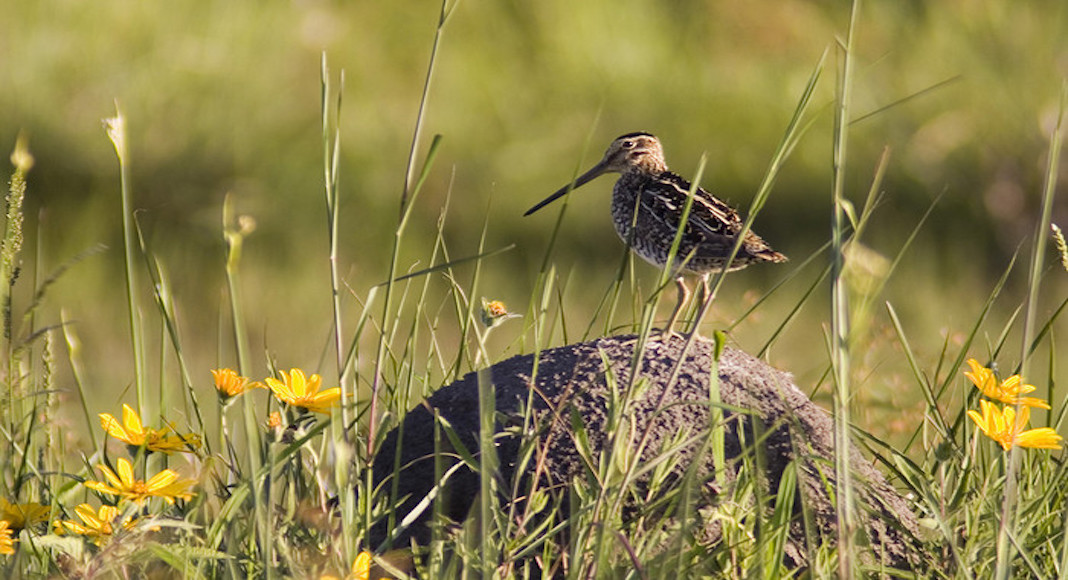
[661,276,691,336]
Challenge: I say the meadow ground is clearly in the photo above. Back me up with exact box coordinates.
[1,1,1067,577]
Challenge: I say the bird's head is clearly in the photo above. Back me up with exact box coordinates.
[597,132,668,175]
[524,132,667,216]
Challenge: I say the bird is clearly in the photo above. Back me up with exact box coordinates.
[524,132,786,333]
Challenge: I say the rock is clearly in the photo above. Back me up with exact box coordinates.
[372,333,929,572]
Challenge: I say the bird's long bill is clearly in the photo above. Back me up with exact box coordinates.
[523,160,609,216]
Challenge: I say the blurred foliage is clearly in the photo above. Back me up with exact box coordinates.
[1,0,1066,445]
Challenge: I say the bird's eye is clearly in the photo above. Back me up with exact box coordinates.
[621,140,635,149]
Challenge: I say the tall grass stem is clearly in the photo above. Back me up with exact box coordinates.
[830,2,860,576]
[104,106,148,420]
[994,79,1066,580]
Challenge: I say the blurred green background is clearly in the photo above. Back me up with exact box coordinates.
[3,1,1066,446]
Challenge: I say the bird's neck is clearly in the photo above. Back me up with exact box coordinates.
[625,161,668,178]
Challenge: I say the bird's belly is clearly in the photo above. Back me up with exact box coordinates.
[610,193,673,269]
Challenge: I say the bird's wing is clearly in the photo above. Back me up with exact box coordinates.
[638,172,742,241]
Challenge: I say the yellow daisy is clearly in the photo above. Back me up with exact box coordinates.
[99,404,202,454]
[84,458,196,505]
[0,498,52,531]
[264,369,341,415]
[964,359,1051,409]
[212,368,263,399]
[967,400,1063,451]
[53,504,133,546]
[0,520,14,555]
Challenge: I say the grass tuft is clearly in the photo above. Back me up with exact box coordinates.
[0,3,1066,579]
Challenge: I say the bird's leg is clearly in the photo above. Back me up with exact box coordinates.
[681,273,712,340]
[698,273,710,309]
[663,275,691,336]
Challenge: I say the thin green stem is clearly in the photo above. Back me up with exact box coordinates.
[831,2,860,577]
[104,106,147,419]
[399,0,460,215]
[995,80,1066,580]
[321,55,348,421]
[221,193,267,574]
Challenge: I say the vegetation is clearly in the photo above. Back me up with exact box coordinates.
[1,0,1066,577]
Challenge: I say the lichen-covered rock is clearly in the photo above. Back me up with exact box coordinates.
[373,333,928,571]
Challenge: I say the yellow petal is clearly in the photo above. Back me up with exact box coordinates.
[1002,376,1037,395]
[99,505,119,522]
[117,458,136,487]
[307,388,342,413]
[967,409,986,432]
[84,480,119,496]
[122,404,144,434]
[154,480,195,503]
[58,519,94,536]
[100,413,131,442]
[289,369,309,397]
[1016,428,1064,450]
[74,504,103,528]
[96,464,123,489]
[1016,396,1052,410]
[145,469,179,492]
[1014,406,1030,429]
[265,376,294,400]
[351,551,372,580]
[311,387,341,402]
[964,359,995,390]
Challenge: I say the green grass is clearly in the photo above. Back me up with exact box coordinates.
[3,0,1065,399]
[1,1,1068,578]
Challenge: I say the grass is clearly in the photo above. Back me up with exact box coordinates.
[1,1,1068,578]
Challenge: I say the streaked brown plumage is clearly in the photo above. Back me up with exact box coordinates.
[524,132,786,274]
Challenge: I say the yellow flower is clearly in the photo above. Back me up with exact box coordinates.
[266,411,283,429]
[321,551,391,580]
[0,498,52,531]
[967,400,1063,451]
[347,549,411,580]
[84,458,196,505]
[53,504,132,546]
[348,551,376,580]
[212,368,263,399]
[264,369,341,414]
[354,551,373,580]
[0,520,15,555]
[480,298,521,328]
[964,359,1051,409]
[100,404,202,454]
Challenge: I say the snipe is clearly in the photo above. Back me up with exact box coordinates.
[524,132,786,332]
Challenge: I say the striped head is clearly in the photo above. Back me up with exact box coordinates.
[597,132,668,175]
